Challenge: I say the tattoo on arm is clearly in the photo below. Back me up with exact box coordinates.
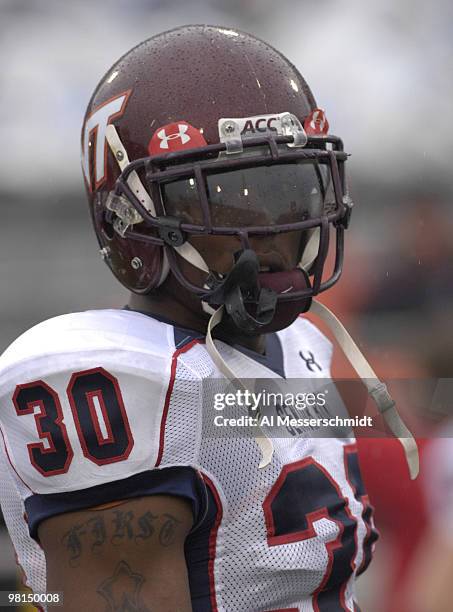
[97,560,151,612]
[88,516,107,554]
[60,508,183,564]
[159,513,182,547]
[111,511,135,545]
[61,524,86,566]
[135,511,158,543]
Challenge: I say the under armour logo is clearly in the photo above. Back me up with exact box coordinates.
[148,121,207,155]
[157,124,191,149]
[299,350,322,372]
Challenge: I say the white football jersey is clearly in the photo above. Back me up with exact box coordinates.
[0,308,377,611]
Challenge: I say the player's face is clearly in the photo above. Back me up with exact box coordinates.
[174,223,309,290]
[187,230,304,277]
[163,159,328,283]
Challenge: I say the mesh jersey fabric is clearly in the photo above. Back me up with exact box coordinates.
[0,308,377,611]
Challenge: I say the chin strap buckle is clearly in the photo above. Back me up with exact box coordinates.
[106,192,144,237]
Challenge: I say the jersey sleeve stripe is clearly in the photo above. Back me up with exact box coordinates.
[155,338,204,467]
[185,473,223,612]
[24,465,206,540]
[204,474,223,612]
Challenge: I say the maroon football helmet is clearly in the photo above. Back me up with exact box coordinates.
[81,25,352,333]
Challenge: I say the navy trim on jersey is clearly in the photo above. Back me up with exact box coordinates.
[185,480,221,611]
[174,326,205,349]
[237,332,285,378]
[25,466,207,541]
[123,306,285,377]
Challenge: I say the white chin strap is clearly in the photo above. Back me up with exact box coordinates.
[105,125,169,286]
[300,228,320,272]
[207,306,274,468]
[205,300,419,479]
[310,300,419,479]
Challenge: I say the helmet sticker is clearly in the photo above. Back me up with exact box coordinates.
[219,112,305,139]
[82,90,131,191]
[304,108,329,136]
[218,112,307,150]
[148,121,207,155]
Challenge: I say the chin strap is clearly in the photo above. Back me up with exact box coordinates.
[206,306,274,468]
[205,300,419,479]
[310,300,419,479]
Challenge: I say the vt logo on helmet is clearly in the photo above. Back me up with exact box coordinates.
[81,91,130,190]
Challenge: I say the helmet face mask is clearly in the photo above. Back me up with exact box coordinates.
[162,154,330,228]
[82,25,352,333]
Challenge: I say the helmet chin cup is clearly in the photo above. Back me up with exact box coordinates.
[203,250,277,334]
[224,285,277,334]
[202,249,313,335]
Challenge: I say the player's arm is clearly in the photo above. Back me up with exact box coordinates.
[38,494,194,612]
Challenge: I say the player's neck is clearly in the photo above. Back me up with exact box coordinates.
[127,283,266,355]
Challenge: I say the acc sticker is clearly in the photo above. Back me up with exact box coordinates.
[304,108,329,136]
[148,121,207,155]
[218,112,307,146]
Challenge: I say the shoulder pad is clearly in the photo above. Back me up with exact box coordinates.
[0,309,172,380]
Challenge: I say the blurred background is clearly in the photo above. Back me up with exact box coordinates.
[0,0,452,610]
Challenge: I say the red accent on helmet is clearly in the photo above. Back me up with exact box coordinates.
[304,108,329,136]
[148,121,207,155]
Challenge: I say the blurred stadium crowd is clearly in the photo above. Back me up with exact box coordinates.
[0,0,452,610]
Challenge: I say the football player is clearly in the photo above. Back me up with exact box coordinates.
[0,25,418,612]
